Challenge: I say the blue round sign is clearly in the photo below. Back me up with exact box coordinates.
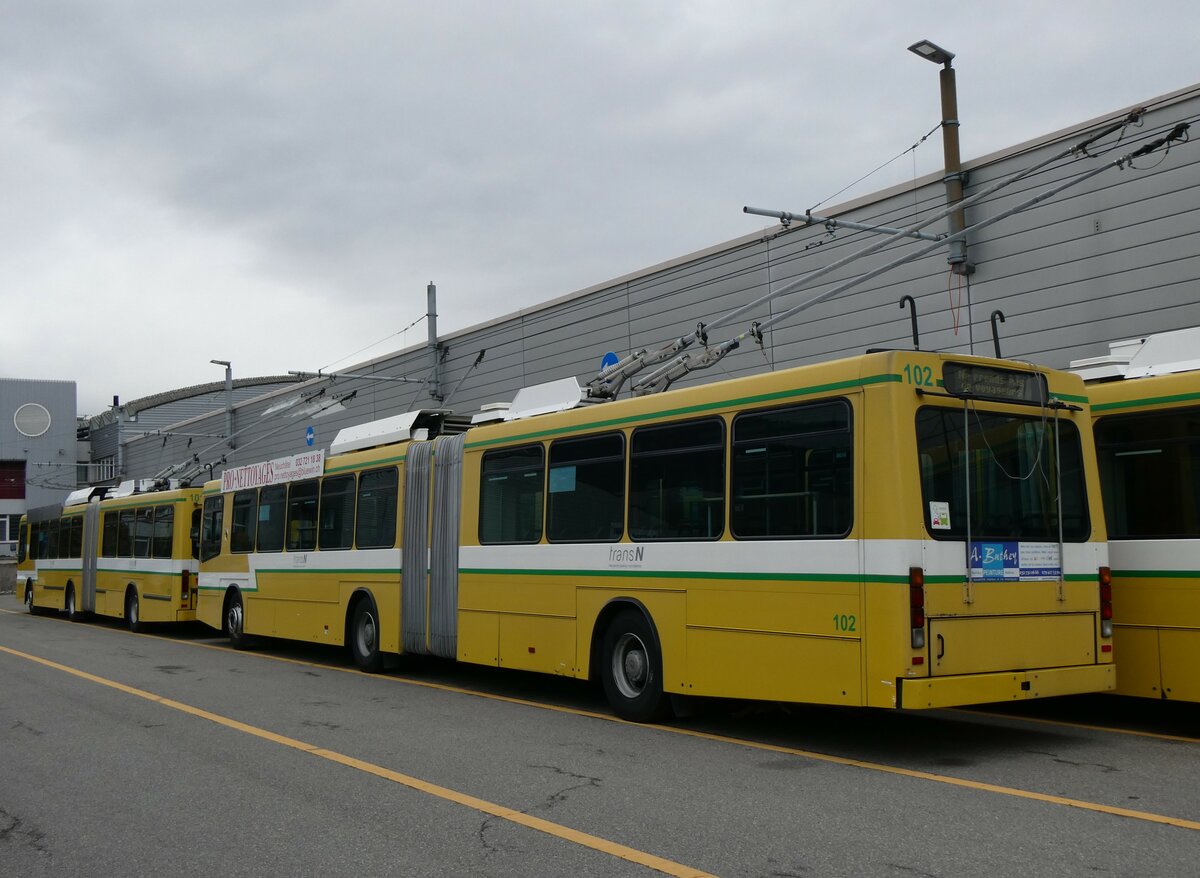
[600,351,619,370]
[305,426,315,447]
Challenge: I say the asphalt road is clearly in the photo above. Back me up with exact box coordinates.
[2,595,1198,877]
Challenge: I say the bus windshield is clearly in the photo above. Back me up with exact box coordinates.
[917,406,1089,541]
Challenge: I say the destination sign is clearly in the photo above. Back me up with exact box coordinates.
[221,450,325,493]
[942,363,1046,403]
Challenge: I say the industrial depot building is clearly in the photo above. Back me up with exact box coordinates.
[30,82,1200,491]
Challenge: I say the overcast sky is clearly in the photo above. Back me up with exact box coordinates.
[3,1,1195,416]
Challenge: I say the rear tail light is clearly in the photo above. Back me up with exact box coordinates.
[1099,566,1113,638]
[910,567,926,649]
[182,569,191,604]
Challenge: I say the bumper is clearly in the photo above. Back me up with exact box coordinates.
[897,663,1115,709]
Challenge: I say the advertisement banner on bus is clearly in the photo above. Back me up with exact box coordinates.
[221,451,326,493]
[969,541,1061,581]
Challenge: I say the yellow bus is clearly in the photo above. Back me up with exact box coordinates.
[21,481,203,630]
[198,349,1114,720]
[1075,329,1200,701]
[14,513,35,609]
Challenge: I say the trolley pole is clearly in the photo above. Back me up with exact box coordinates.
[427,282,443,403]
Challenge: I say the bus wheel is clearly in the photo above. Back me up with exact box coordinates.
[65,585,81,622]
[126,589,142,633]
[350,600,383,673]
[226,590,251,650]
[600,609,671,723]
[25,582,35,614]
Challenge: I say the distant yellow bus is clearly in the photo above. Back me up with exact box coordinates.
[21,483,202,629]
[198,349,1114,720]
[1081,334,1200,702]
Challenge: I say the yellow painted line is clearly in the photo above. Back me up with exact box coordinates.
[6,607,1200,831]
[954,707,1200,747]
[0,643,712,878]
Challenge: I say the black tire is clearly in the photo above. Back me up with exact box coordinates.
[349,599,383,673]
[225,589,251,650]
[126,589,142,633]
[600,609,672,723]
[24,581,35,614]
[65,585,82,622]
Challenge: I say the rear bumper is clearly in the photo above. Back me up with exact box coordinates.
[897,663,1115,709]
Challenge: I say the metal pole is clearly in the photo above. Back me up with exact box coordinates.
[939,64,971,274]
[427,282,442,402]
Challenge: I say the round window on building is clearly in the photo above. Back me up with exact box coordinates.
[14,402,52,438]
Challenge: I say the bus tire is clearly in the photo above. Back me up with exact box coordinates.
[24,581,35,614]
[65,584,82,622]
[126,588,142,633]
[226,590,251,650]
[349,599,383,673]
[600,609,671,723]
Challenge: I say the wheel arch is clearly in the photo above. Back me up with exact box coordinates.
[221,585,242,634]
[588,597,663,684]
[343,588,379,646]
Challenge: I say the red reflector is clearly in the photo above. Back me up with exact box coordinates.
[909,567,924,588]
[1099,583,1112,603]
[1101,605,1113,620]
[911,608,925,628]
[1101,644,1113,653]
[912,656,925,665]
[528,646,536,653]
[1099,566,1111,587]
[910,587,924,608]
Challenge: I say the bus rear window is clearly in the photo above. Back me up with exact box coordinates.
[917,407,1089,541]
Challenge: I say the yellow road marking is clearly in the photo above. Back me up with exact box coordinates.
[0,642,713,878]
[5,606,1200,831]
[953,707,1200,746]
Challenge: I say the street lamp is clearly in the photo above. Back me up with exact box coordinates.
[908,39,972,274]
[210,359,235,449]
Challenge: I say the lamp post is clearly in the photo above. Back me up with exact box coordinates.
[908,39,972,275]
[210,359,235,449]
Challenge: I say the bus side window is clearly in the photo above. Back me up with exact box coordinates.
[152,505,175,558]
[286,480,319,552]
[102,512,118,557]
[48,519,60,559]
[230,490,257,554]
[629,418,725,541]
[199,496,224,562]
[135,508,153,558]
[190,508,201,560]
[118,510,136,557]
[69,517,83,558]
[731,400,853,539]
[318,475,356,551]
[547,433,625,543]
[479,445,545,544]
[355,468,398,549]
[17,522,27,563]
[257,485,286,552]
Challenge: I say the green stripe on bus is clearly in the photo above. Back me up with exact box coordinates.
[325,454,407,475]
[465,373,902,449]
[1093,390,1200,412]
[101,497,194,511]
[253,568,402,575]
[97,568,185,577]
[1111,569,1200,579]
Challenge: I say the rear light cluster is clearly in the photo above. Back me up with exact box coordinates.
[182,570,191,605]
[1099,566,1113,639]
[910,567,926,649]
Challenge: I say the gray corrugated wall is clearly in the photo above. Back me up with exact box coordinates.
[117,86,1200,482]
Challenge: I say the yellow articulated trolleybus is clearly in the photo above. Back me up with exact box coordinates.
[19,480,203,630]
[197,348,1113,721]
[1073,328,1200,702]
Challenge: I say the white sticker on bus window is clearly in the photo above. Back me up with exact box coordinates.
[549,466,576,493]
[929,501,951,529]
